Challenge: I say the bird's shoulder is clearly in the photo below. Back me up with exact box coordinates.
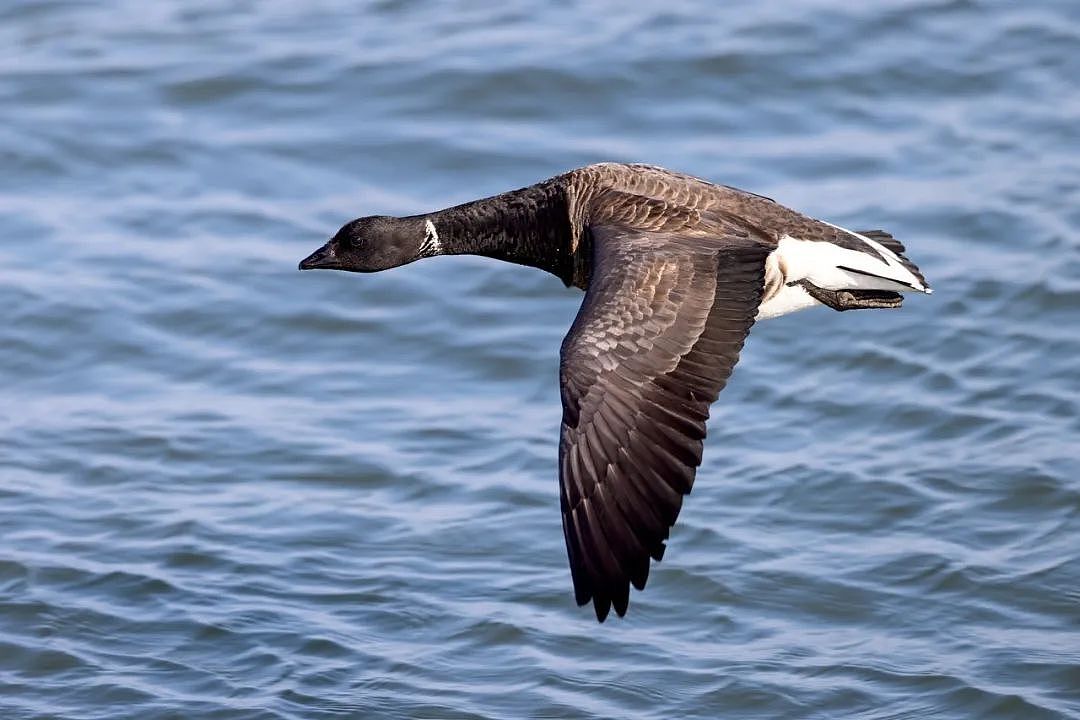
[553,163,787,237]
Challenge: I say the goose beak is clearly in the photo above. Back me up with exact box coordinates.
[299,242,339,270]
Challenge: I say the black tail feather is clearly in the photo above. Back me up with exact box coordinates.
[854,229,929,289]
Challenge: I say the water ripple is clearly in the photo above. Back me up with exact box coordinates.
[2,0,1079,718]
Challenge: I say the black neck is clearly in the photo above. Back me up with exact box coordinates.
[414,180,578,285]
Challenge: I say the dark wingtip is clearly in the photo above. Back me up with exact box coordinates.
[630,557,650,591]
[593,596,611,623]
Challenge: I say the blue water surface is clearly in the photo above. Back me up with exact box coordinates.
[1,1,1078,718]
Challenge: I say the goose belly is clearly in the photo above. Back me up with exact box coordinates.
[756,280,820,319]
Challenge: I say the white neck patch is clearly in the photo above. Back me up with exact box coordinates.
[424,219,441,256]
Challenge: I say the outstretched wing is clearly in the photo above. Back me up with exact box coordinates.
[559,220,769,621]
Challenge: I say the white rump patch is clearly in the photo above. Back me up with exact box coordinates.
[775,233,920,293]
[756,222,928,320]
[817,221,929,293]
[756,282,819,320]
[423,219,441,256]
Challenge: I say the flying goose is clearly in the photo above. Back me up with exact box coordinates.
[299,163,931,621]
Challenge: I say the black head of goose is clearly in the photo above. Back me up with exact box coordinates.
[299,216,431,273]
[299,162,931,622]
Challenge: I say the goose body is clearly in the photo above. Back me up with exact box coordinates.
[299,163,931,621]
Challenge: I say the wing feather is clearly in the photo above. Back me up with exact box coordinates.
[559,219,769,621]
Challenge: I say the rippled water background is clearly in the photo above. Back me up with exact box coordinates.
[2,1,1079,718]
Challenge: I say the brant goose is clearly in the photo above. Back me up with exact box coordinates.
[299,163,931,621]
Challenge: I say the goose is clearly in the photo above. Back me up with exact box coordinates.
[299,163,931,622]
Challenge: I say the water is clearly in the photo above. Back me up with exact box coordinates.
[2,1,1078,717]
